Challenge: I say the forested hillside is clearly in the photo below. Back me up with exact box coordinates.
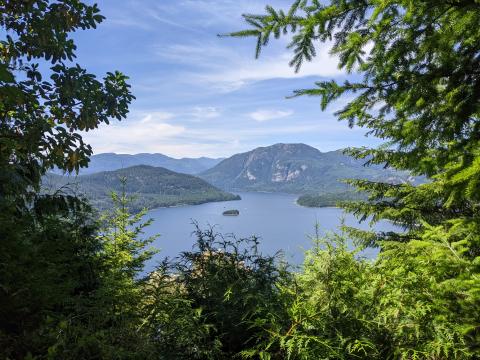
[296,191,367,207]
[44,165,240,211]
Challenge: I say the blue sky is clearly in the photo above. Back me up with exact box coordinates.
[75,0,381,158]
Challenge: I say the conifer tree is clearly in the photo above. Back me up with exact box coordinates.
[66,181,159,358]
[229,0,480,355]
[229,0,480,245]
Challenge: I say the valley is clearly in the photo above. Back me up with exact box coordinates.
[45,143,418,211]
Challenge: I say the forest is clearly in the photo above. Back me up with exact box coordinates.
[1,0,479,359]
[296,191,366,208]
[43,165,240,212]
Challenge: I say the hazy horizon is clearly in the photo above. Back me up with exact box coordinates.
[90,142,346,160]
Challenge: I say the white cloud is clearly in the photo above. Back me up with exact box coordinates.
[212,51,342,84]
[81,109,371,158]
[77,0,378,158]
[154,0,270,27]
[106,0,272,34]
[188,121,364,140]
[191,106,221,119]
[249,109,293,122]
[140,111,175,123]
[82,112,185,154]
[157,42,344,92]
[81,108,358,157]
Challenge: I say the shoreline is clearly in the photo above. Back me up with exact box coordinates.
[146,195,241,212]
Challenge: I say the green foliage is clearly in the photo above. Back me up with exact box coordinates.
[0,1,137,358]
[371,222,479,358]
[43,165,241,212]
[170,225,290,358]
[0,0,134,193]
[229,0,480,246]
[228,0,480,357]
[43,188,158,359]
[265,231,382,359]
[241,227,480,359]
[97,179,158,280]
[297,191,367,208]
[141,264,221,359]
[0,196,103,358]
[4,0,480,358]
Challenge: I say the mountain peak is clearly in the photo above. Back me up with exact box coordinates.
[254,143,319,151]
[200,143,409,193]
[241,143,322,165]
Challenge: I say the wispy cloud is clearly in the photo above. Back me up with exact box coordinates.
[105,0,273,32]
[76,0,380,157]
[249,109,293,122]
[191,106,221,119]
[82,111,185,154]
[153,0,275,28]
[157,41,343,92]
[140,111,175,123]
[81,106,367,157]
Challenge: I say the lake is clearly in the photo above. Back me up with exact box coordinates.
[143,192,394,272]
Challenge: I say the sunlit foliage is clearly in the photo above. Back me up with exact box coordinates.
[229,0,480,357]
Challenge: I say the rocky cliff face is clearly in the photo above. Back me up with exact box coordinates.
[200,143,416,193]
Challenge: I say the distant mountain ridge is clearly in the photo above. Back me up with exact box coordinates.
[60,153,224,175]
[200,143,417,194]
[44,165,240,211]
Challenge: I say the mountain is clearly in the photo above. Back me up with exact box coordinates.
[200,143,417,194]
[59,153,224,175]
[44,165,240,211]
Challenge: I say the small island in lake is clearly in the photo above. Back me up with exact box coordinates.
[223,209,240,216]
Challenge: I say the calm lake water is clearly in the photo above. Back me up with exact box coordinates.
[143,192,393,272]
